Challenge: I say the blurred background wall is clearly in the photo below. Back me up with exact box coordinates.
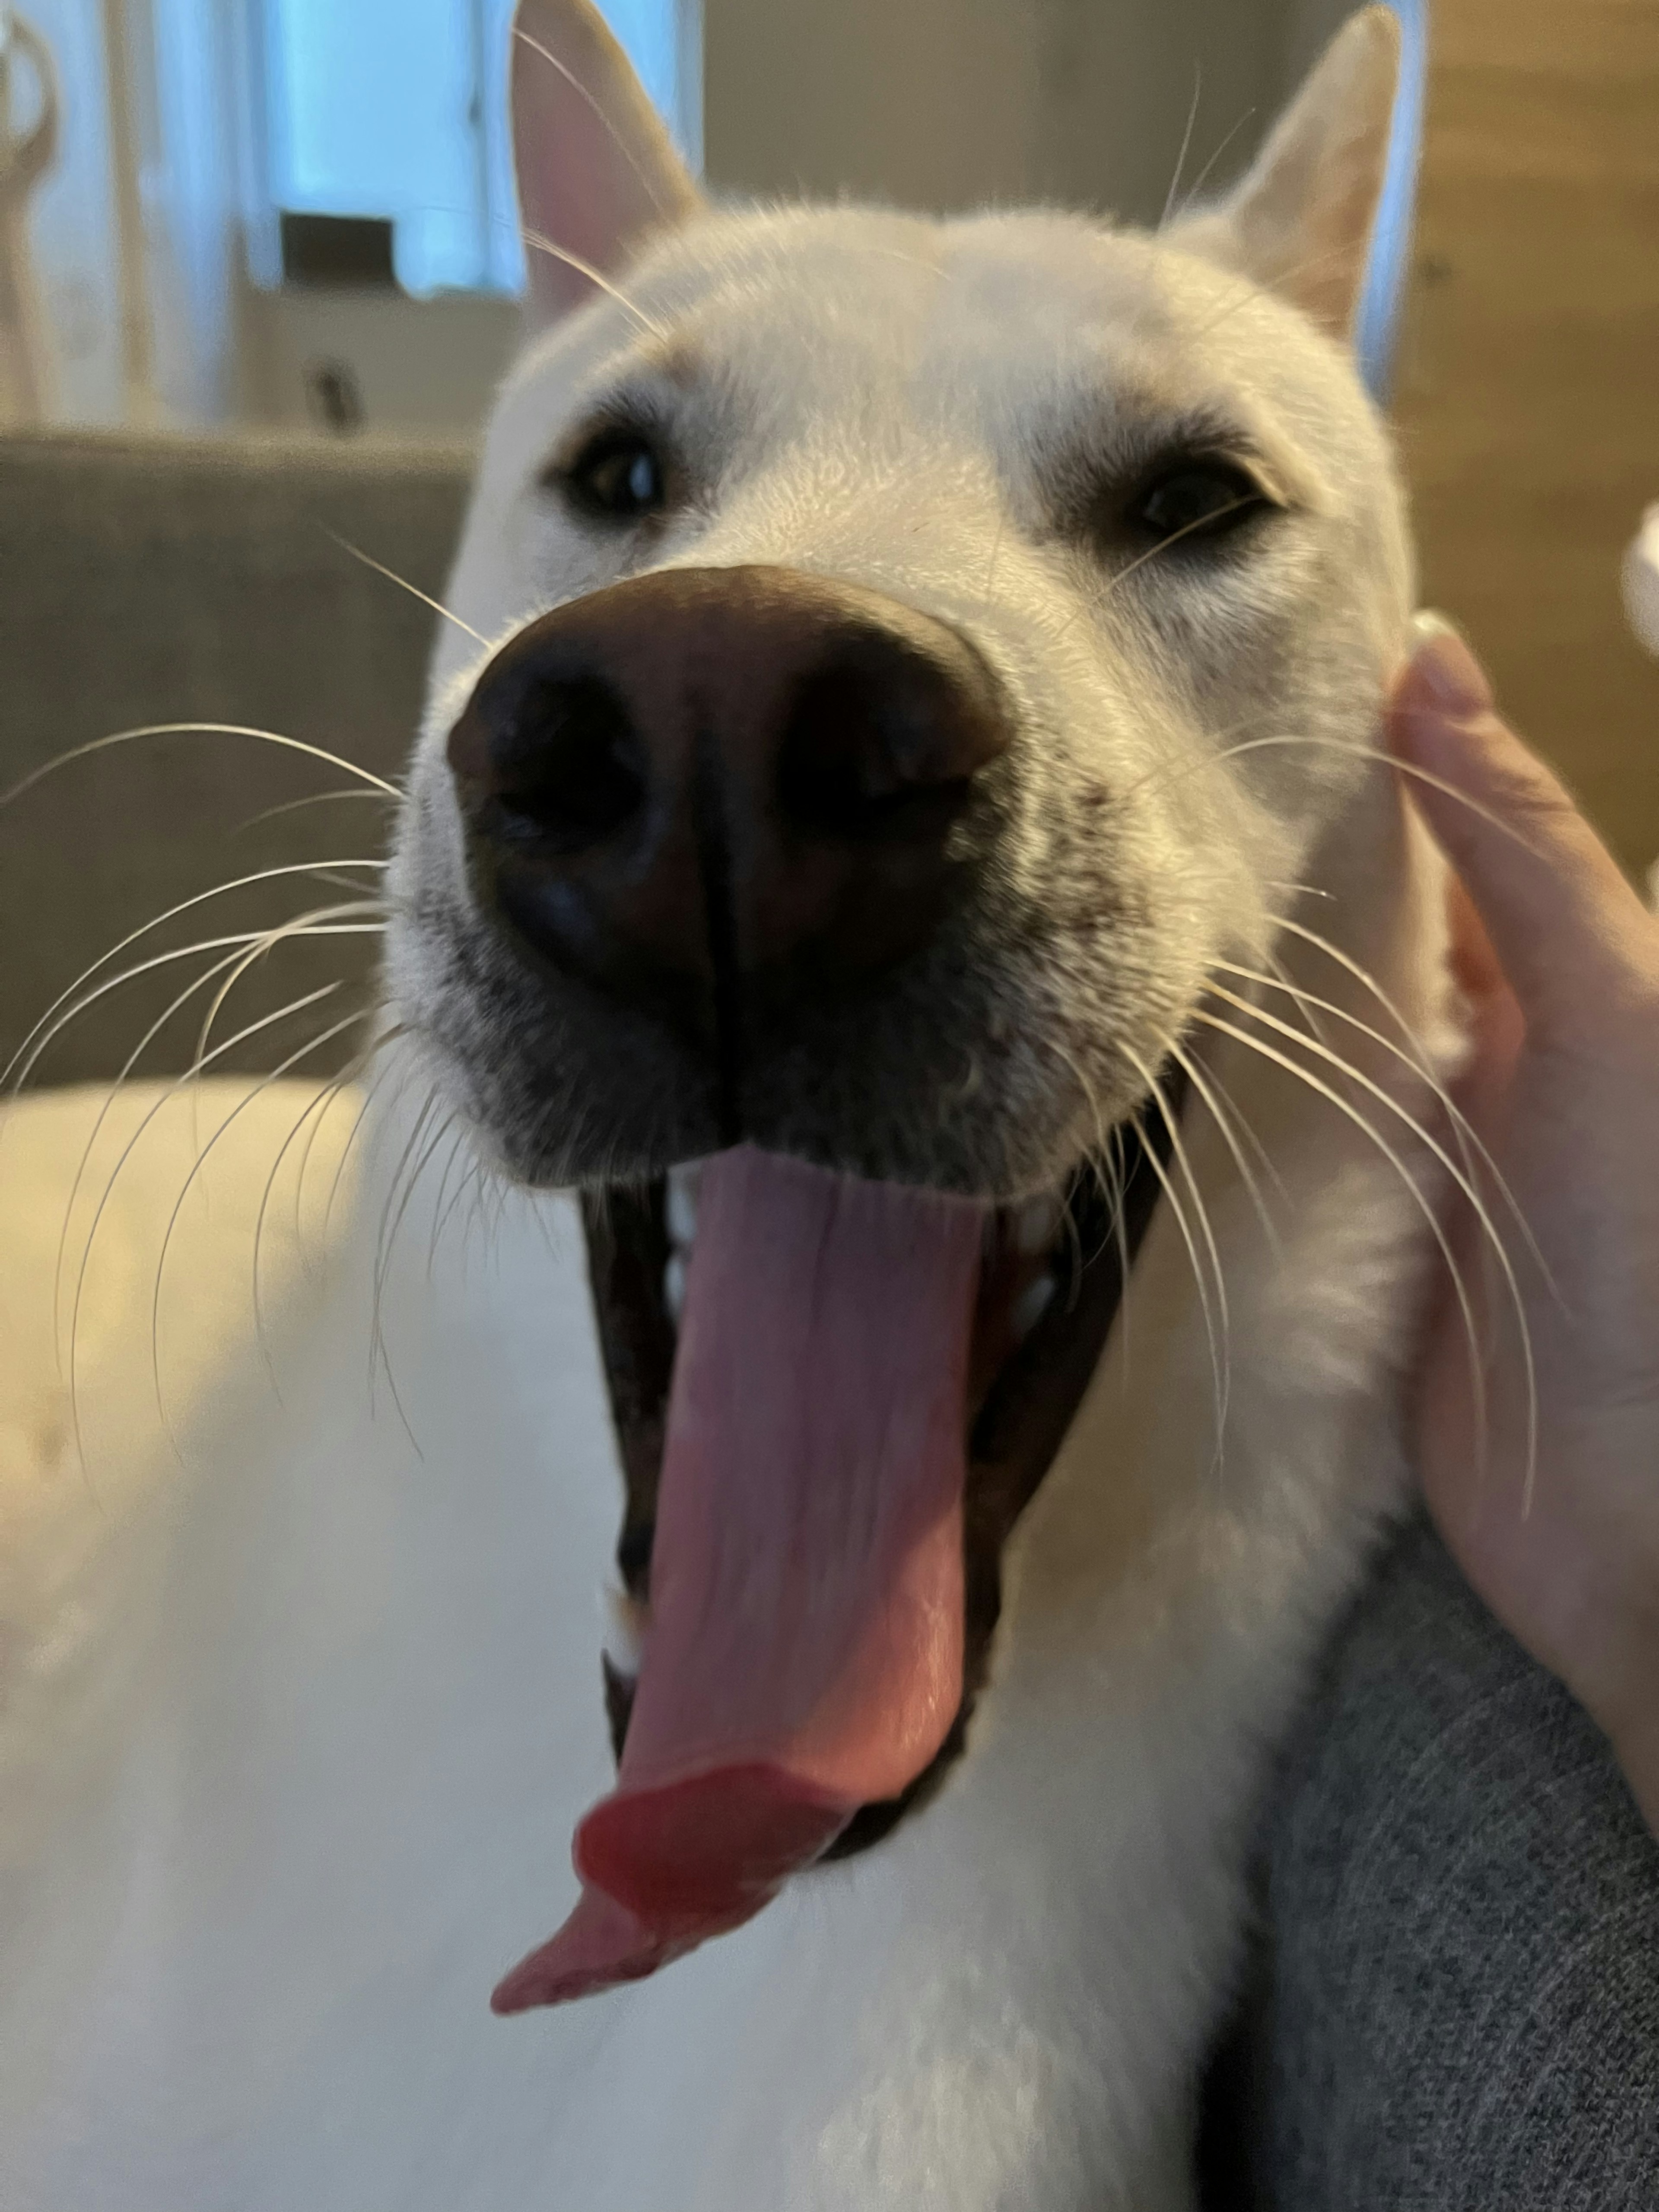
[704,0,1350,220]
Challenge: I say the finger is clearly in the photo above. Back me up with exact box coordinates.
[1389,617,1653,1031]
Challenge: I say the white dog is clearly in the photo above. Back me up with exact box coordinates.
[1,6,1487,2205]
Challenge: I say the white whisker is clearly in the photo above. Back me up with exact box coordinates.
[191,901,382,1119]
[2,863,387,1100]
[369,1087,442,1443]
[1263,942,1330,1051]
[64,982,351,1478]
[1046,1033,1227,1457]
[1192,1006,1501,1491]
[52,940,270,1369]
[292,1026,404,1276]
[376,1106,457,1334]
[325,531,489,649]
[426,1123,473,1278]
[0,724,398,815]
[1125,1044,1232,1465]
[149,1009,371,1452]
[1174,105,1257,220]
[252,1069,367,1380]
[1202,976,1539,1490]
[322,1045,410,1250]
[1160,65,1203,232]
[1163,1034,1282,1254]
[1209,733,1556,861]
[1049,496,1263,646]
[1219,945,1553,1297]
[521,226,666,337]
[513,26,680,218]
[234,790,393,838]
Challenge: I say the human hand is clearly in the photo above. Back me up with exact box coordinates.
[1393,616,1659,1833]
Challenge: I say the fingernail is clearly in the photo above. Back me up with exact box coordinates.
[1408,610,1494,716]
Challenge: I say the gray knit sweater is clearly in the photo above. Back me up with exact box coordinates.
[1201,1515,1659,2209]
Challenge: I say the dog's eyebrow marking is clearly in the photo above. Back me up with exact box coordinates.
[538,377,683,483]
[521,226,667,339]
[641,337,704,389]
[553,337,712,434]
[1044,393,1325,517]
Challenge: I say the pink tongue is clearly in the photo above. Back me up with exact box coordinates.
[493,1145,985,2014]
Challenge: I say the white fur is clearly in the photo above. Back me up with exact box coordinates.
[0,10,1462,2206]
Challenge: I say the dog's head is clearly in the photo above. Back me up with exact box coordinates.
[385,0,1411,2009]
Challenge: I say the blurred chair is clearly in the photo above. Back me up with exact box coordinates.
[0,429,470,1083]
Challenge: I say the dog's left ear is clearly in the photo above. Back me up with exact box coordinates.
[1172,4,1401,344]
[512,0,703,327]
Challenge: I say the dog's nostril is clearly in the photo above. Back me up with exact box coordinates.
[777,648,1001,842]
[473,674,646,852]
[449,570,1015,1012]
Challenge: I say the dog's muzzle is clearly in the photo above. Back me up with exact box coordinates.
[445,563,1011,1141]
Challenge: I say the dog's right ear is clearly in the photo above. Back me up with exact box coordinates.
[1170,5,1401,345]
[512,0,702,327]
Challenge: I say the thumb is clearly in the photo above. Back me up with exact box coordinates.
[1389,616,1649,1042]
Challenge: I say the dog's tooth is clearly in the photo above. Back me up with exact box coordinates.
[1016,1196,1063,1256]
[1011,1274,1056,1340]
[664,1250,688,1321]
[601,1586,645,1675]
[666,1166,699,1248]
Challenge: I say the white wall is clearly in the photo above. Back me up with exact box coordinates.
[701,0,1317,225]
[233,281,519,436]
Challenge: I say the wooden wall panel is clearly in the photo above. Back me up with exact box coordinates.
[1393,0,1659,870]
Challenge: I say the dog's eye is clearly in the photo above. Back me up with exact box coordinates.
[559,433,667,521]
[1128,460,1268,547]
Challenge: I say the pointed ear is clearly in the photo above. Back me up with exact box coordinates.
[1173,6,1401,344]
[512,0,702,327]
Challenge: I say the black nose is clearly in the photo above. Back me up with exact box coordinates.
[446,563,1011,1051]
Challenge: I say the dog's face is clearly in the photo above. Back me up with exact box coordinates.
[389,6,1410,1204]
[382,1,1414,2009]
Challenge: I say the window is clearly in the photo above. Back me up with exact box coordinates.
[248,0,692,297]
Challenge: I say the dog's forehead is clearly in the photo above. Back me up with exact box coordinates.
[503,203,1335,484]
[651,207,1267,433]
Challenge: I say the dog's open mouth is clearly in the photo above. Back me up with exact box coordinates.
[491,1101,1176,2015]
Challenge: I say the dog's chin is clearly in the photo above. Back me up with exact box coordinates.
[581,1093,1179,1861]
[423,1018,1142,1205]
